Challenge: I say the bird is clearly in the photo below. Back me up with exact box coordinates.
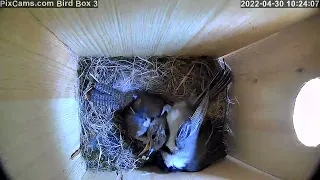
[123,91,169,157]
[156,117,227,172]
[123,110,151,143]
[86,82,134,110]
[159,59,232,172]
[138,105,171,159]
[131,91,166,119]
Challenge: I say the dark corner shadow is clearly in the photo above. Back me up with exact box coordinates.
[136,165,168,174]
[309,158,320,180]
[0,159,11,180]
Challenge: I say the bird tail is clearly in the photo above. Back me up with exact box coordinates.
[189,58,232,107]
[190,58,232,133]
[208,58,232,98]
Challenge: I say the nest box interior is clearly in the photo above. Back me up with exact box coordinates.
[0,4,319,180]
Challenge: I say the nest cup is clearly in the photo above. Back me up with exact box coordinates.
[78,56,232,172]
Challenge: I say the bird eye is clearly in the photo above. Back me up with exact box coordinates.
[152,134,156,139]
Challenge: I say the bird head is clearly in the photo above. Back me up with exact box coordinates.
[138,116,167,159]
[138,105,171,159]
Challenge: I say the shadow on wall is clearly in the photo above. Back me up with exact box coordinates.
[0,100,83,180]
[28,2,317,57]
[310,159,320,180]
[0,9,84,180]
[180,9,318,57]
[180,22,280,57]
[0,159,10,180]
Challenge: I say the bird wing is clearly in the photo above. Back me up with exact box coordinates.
[176,120,192,148]
[154,126,167,150]
[175,59,232,149]
[190,58,232,131]
[176,91,209,148]
[189,90,210,133]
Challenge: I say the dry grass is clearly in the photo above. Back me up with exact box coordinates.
[78,56,231,172]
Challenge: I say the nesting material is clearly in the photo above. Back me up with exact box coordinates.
[78,56,232,172]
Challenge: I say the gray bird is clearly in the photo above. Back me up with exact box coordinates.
[162,90,210,168]
[86,83,134,110]
[164,80,213,153]
[160,59,232,172]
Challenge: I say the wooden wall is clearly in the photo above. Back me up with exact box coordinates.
[0,9,85,180]
[29,0,317,57]
[0,8,277,180]
[0,3,319,180]
[225,14,320,180]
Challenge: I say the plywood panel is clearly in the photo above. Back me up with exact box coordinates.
[224,15,320,180]
[29,0,317,57]
[0,99,85,180]
[29,0,227,57]
[0,9,78,100]
[0,5,318,180]
[0,9,83,180]
[183,3,319,56]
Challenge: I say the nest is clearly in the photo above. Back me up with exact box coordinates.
[78,56,232,172]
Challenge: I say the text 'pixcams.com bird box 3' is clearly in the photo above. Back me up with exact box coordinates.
[0,2,319,180]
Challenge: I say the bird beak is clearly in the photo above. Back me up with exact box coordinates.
[147,140,155,157]
[138,139,156,158]
[161,104,172,115]
[138,140,151,157]
[147,148,154,157]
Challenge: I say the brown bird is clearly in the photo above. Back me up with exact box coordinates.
[124,92,167,152]
[138,105,171,159]
[124,110,151,143]
[131,91,166,119]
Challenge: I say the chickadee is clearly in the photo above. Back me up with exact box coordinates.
[138,105,171,159]
[160,59,232,172]
[123,92,169,157]
[123,110,151,143]
[131,91,165,119]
